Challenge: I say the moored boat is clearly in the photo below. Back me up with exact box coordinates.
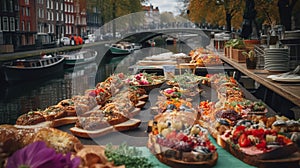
[62,50,97,67]
[2,55,65,83]
[109,42,134,56]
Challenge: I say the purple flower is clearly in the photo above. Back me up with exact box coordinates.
[6,141,81,168]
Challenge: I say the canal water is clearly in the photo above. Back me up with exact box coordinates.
[0,42,195,125]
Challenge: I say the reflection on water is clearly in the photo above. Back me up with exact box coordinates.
[0,42,198,125]
[0,62,100,125]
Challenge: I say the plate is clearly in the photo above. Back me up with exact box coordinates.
[70,118,142,138]
[267,74,300,82]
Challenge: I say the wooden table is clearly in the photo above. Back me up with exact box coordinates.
[220,55,300,108]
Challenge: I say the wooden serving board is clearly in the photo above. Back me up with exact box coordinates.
[70,118,141,138]
[138,94,149,102]
[155,152,218,168]
[135,101,146,109]
[14,116,78,128]
[219,137,300,167]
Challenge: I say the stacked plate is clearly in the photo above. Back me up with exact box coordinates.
[280,30,300,44]
[264,48,289,72]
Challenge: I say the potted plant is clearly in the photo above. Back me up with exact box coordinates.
[242,50,257,69]
[230,39,247,63]
[224,40,234,57]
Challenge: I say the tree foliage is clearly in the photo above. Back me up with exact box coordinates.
[91,0,144,24]
[187,0,243,31]
[186,0,299,31]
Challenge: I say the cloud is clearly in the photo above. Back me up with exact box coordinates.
[146,0,184,15]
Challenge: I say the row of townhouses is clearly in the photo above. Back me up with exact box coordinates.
[0,0,102,53]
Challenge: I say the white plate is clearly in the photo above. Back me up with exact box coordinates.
[271,76,300,82]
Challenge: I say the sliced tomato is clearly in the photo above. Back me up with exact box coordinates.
[256,139,266,150]
[238,133,251,147]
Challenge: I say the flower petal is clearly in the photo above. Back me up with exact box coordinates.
[29,148,57,168]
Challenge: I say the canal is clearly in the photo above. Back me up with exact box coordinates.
[0,42,195,125]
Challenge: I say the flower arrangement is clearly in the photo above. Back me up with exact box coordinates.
[6,141,80,168]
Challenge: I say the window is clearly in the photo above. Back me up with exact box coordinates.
[15,18,19,30]
[21,21,25,31]
[51,12,54,21]
[3,17,8,31]
[15,4,19,11]
[56,13,59,21]
[42,9,44,18]
[38,23,41,32]
[25,0,29,5]
[56,2,58,10]
[27,21,30,31]
[22,7,25,16]
[10,17,15,31]
[47,11,50,20]
[61,13,64,21]
[47,0,50,8]
[51,0,53,9]
[9,0,13,12]
[0,17,2,31]
[26,7,30,16]
[61,3,63,11]
[3,0,7,11]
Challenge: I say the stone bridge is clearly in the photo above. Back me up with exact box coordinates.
[121,28,222,47]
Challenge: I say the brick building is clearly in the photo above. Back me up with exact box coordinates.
[16,0,37,51]
[75,0,87,37]
[64,0,76,37]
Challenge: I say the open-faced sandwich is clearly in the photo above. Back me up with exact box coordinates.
[148,112,218,168]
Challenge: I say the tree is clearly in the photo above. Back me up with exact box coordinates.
[278,0,298,30]
[240,0,256,39]
[187,0,243,32]
[92,0,144,25]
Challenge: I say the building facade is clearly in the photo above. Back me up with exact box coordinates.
[0,0,90,53]
[64,0,75,37]
[86,0,102,34]
[16,0,37,51]
[75,0,87,37]
[0,0,19,53]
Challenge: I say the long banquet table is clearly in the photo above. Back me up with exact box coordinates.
[220,54,300,119]
[58,82,281,168]
[220,55,300,108]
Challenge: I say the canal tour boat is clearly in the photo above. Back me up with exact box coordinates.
[61,49,98,67]
[2,55,65,83]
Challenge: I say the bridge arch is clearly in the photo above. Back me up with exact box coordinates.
[121,28,218,48]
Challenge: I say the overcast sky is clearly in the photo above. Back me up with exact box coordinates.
[144,0,185,16]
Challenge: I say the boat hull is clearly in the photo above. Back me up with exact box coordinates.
[63,50,98,67]
[2,57,64,83]
[110,47,132,56]
[64,56,96,66]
